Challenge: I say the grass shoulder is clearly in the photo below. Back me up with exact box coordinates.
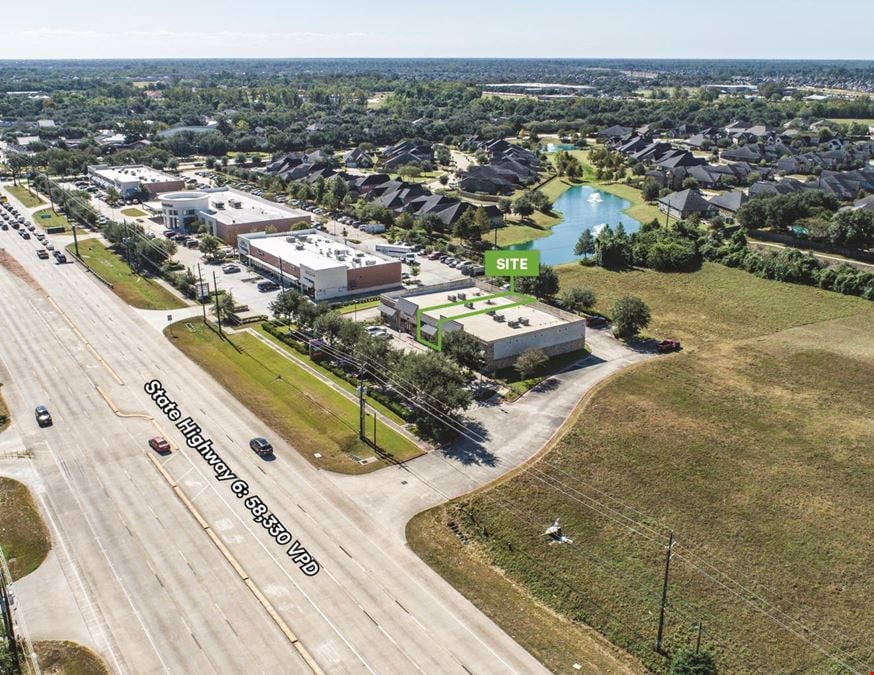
[33,207,74,232]
[4,184,45,208]
[0,477,51,580]
[68,239,187,311]
[166,321,421,473]
[120,207,148,218]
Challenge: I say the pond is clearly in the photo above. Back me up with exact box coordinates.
[508,185,642,266]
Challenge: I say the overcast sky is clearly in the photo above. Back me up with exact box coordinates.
[0,0,871,60]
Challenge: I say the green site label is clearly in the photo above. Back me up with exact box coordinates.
[484,250,540,277]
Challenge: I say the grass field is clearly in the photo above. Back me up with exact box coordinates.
[0,477,51,581]
[826,117,874,128]
[335,299,379,315]
[34,641,108,675]
[166,321,421,473]
[33,207,74,232]
[410,262,874,673]
[120,207,148,218]
[4,184,45,207]
[69,239,186,311]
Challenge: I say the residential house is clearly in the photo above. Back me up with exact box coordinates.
[658,189,715,219]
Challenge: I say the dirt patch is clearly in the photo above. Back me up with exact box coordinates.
[0,248,41,292]
[33,641,108,675]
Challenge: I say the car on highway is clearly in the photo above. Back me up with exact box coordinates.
[657,339,682,353]
[36,249,49,259]
[34,405,53,427]
[249,437,274,457]
[45,242,54,250]
[0,223,8,231]
[20,231,30,240]
[55,253,68,264]
[148,436,172,454]
[221,263,241,273]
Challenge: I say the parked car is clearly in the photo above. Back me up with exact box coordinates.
[657,339,682,353]
[34,405,53,427]
[221,263,241,273]
[148,436,172,454]
[249,437,273,457]
[257,280,280,292]
[585,314,610,328]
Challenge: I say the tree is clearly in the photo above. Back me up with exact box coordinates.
[214,290,236,322]
[827,208,874,250]
[670,649,717,675]
[516,265,559,299]
[198,234,222,261]
[397,351,471,439]
[312,311,345,345]
[135,235,176,271]
[611,296,651,340]
[513,195,534,218]
[269,289,302,322]
[559,287,596,313]
[473,207,492,235]
[443,330,485,373]
[515,348,548,379]
[642,179,661,202]
[497,197,512,215]
[439,173,449,186]
[574,228,595,258]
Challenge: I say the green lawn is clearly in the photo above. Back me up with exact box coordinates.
[121,207,148,218]
[0,477,51,580]
[168,322,421,473]
[410,262,874,673]
[826,117,874,127]
[4,184,44,207]
[68,239,187,311]
[496,348,590,399]
[33,207,74,232]
[336,299,380,315]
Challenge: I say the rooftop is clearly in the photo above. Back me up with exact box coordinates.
[90,164,180,185]
[247,231,391,272]
[400,286,573,342]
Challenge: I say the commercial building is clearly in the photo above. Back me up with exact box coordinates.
[238,230,402,301]
[159,188,311,244]
[379,280,585,370]
[88,164,185,197]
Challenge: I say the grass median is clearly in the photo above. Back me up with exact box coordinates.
[409,262,874,673]
[33,207,74,232]
[121,207,148,218]
[68,238,186,311]
[0,477,51,580]
[166,321,421,473]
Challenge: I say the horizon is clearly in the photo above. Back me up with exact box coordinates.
[0,0,872,60]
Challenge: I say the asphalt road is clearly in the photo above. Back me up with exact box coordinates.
[0,195,550,673]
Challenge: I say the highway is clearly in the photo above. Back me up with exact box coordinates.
[0,201,550,672]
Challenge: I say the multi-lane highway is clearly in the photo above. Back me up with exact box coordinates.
[0,200,553,673]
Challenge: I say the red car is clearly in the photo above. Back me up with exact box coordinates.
[657,339,682,353]
[148,436,171,454]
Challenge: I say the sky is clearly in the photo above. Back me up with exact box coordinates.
[0,0,871,60]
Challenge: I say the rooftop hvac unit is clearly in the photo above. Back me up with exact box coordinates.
[457,292,466,300]
[215,201,225,209]
[464,302,474,309]
[486,299,494,305]
[519,316,530,326]
[365,260,376,266]
[486,309,496,316]
[448,294,457,302]
[295,244,305,250]
[493,314,505,322]
[508,320,520,328]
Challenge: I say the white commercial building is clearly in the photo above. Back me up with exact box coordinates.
[88,164,186,197]
[238,230,402,301]
[159,188,311,244]
[379,280,586,370]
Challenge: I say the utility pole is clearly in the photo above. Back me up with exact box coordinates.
[197,264,207,323]
[71,224,80,258]
[655,530,674,654]
[212,270,223,337]
[358,367,366,442]
[372,413,377,446]
[695,622,703,654]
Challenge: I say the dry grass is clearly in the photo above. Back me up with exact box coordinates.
[34,641,108,675]
[409,260,874,673]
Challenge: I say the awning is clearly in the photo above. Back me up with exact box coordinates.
[421,324,438,338]
[377,303,396,316]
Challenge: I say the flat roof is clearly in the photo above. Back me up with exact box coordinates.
[91,164,181,185]
[201,190,310,226]
[400,287,576,342]
[249,232,391,272]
